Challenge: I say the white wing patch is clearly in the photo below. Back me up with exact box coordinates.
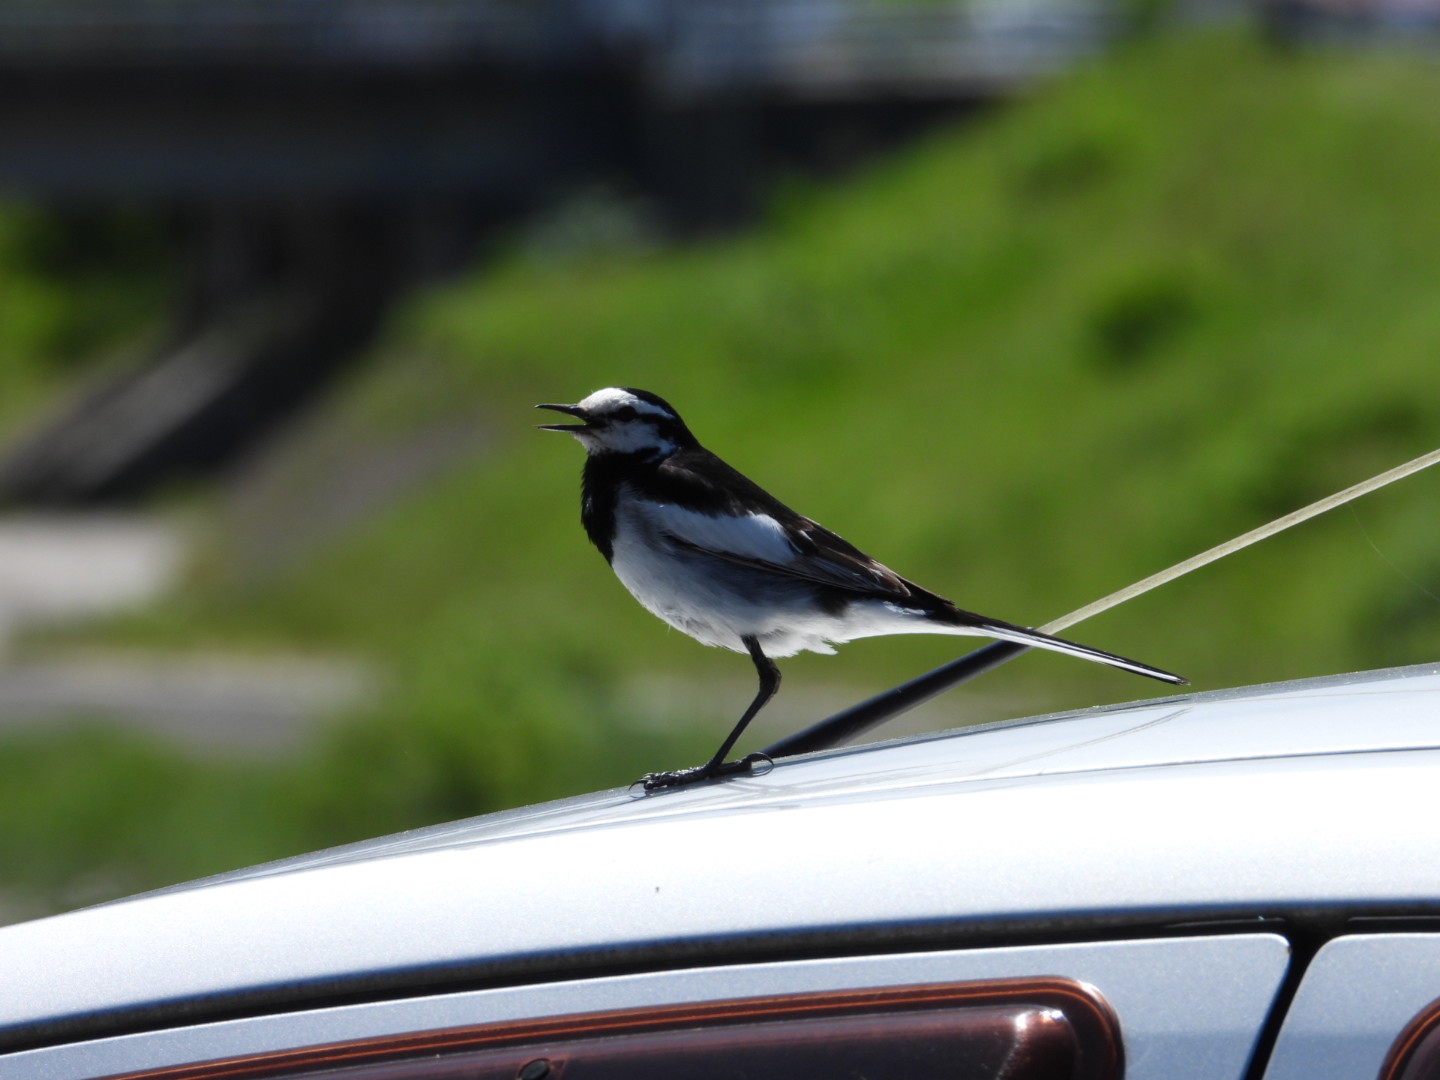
[640,503,798,565]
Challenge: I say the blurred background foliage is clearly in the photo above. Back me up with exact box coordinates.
[4,21,1440,918]
[0,206,179,428]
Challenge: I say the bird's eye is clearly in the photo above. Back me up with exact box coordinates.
[615,406,638,421]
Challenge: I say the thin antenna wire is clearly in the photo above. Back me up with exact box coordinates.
[1039,446,1440,635]
[763,444,1440,761]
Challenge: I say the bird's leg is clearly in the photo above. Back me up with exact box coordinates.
[639,636,780,793]
[704,635,780,773]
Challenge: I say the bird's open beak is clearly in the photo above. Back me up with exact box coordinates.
[535,402,592,432]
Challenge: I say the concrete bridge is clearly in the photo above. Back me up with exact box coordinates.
[0,0,1119,504]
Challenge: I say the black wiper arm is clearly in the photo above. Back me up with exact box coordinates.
[761,640,1031,760]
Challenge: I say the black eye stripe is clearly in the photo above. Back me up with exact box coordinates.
[615,406,638,421]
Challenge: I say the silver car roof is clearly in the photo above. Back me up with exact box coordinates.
[4,662,1440,1044]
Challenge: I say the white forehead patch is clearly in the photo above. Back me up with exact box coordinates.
[577,387,672,419]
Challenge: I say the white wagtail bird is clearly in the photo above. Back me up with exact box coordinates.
[538,387,1185,790]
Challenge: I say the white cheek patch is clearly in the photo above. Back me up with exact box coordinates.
[639,503,797,565]
[602,425,675,456]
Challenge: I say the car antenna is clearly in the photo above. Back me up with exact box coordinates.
[764,445,1440,760]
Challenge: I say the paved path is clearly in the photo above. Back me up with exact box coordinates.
[0,515,180,641]
[0,515,370,756]
[0,653,373,755]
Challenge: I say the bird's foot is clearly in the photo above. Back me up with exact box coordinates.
[632,753,773,795]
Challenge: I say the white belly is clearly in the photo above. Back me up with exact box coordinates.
[609,529,831,656]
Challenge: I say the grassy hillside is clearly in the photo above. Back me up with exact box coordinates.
[7,27,1440,911]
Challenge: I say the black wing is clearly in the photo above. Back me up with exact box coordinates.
[649,447,948,607]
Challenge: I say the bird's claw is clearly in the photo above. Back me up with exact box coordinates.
[632,752,773,795]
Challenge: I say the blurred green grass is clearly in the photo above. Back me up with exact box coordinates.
[5,27,1440,914]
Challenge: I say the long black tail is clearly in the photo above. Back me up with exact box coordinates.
[951,610,1186,685]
